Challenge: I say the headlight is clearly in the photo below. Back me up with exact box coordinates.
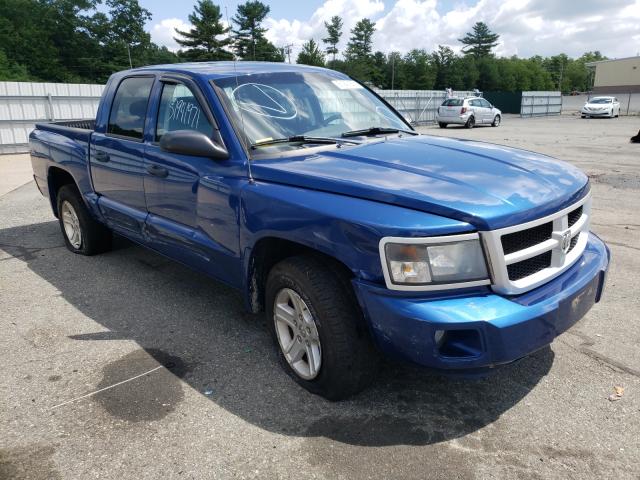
[380,234,490,291]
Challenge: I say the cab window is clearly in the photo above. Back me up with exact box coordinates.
[108,77,154,140]
[156,83,213,141]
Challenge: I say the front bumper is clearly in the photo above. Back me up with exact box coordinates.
[581,108,612,117]
[353,233,609,371]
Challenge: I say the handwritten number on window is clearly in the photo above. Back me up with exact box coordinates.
[168,98,201,129]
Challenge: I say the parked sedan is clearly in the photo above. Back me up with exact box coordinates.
[436,97,502,128]
[581,96,620,118]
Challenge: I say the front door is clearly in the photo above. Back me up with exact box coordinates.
[143,78,244,287]
[90,76,155,239]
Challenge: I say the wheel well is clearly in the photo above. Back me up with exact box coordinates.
[47,167,76,217]
[247,237,355,314]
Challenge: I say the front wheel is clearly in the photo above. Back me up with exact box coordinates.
[57,185,112,255]
[492,115,501,127]
[265,255,379,400]
[465,116,475,129]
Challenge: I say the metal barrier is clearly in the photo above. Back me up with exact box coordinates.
[0,81,103,154]
[520,91,562,117]
[376,90,475,125]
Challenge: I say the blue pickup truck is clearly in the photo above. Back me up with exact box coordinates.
[30,62,609,399]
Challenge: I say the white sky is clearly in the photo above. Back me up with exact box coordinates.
[150,0,640,60]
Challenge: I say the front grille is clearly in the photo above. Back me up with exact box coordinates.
[507,251,552,281]
[482,195,591,295]
[568,235,579,252]
[501,222,553,255]
[568,206,583,227]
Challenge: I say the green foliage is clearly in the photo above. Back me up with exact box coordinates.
[459,22,500,58]
[175,0,233,61]
[322,16,342,61]
[296,40,325,67]
[232,0,283,61]
[0,3,608,93]
[0,0,179,83]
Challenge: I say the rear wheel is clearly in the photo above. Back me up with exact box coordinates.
[57,185,112,255]
[438,122,447,128]
[492,115,501,127]
[465,116,475,129]
[265,255,379,400]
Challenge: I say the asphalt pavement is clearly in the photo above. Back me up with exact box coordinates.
[1,114,639,479]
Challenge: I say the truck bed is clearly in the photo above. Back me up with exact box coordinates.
[34,119,95,143]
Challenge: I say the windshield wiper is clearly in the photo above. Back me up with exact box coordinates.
[250,135,359,149]
[341,126,418,138]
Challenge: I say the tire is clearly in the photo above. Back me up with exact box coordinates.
[57,184,112,255]
[265,255,380,400]
[465,116,475,129]
[491,115,501,127]
[438,122,447,128]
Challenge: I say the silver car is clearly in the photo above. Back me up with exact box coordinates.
[436,97,502,128]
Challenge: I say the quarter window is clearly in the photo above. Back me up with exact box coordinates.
[156,83,213,141]
[108,77,154,140]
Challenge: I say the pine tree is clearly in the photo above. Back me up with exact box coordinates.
[174,0,233,61]
[296,39,325,67]
[344,18,375,61]
[232,0,282,61]
[322,16,342,62]
[458,22,499,58]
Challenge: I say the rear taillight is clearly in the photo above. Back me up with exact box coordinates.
[461,107,467,114]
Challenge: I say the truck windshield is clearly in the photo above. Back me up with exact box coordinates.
[211,71,408,149]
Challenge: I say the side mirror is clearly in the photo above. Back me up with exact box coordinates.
[160,130,229,160]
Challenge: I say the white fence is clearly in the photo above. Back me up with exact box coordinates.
[562,93,640,115]
[520,91,562,117]
[0,81,104,154]
[376,89,476,125]
[0,81,565,154]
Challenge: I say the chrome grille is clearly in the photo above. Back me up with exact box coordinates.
[482,194,592,295]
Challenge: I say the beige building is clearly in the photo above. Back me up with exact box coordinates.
[586,56,640,93]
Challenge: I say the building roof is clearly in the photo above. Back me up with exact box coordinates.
[585,55,640,66]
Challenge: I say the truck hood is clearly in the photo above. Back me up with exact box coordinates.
[249,135,589,230]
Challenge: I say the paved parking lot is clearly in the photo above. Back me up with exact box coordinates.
[1,114,639,479]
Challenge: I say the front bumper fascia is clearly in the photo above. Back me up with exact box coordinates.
[353,233,610,371]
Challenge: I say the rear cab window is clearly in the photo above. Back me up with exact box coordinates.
[107,76,155,140]
[156,83,213,141]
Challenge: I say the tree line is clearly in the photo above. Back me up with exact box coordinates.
[0,0,605,93]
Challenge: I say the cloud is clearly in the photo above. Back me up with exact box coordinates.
[151,0,640,59]
[151,18,192,52]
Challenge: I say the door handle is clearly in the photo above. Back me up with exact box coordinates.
[94,151,110,162]
[147,164,169,178]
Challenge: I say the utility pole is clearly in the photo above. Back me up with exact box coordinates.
[126,43,132,69]
[391,54,397,90]
[282,44,294,63]
[558,62,563,91]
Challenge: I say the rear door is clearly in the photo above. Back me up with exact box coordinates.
[479,98,494,123]
[468,99,486,123]
[90,75,155,240]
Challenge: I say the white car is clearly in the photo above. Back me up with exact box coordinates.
[436,97,502,128]
[581,96,620,118]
